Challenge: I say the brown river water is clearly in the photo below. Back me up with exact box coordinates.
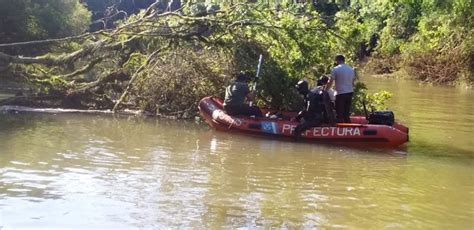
[0,76,473,229]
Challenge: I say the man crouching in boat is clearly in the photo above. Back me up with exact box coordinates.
[223,71,263,117]
[293,80,335,140]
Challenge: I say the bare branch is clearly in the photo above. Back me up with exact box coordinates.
[0,30,112,48]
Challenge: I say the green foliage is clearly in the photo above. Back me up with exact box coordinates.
[367,90,393,111]
[397,0,473,83]
[130,47,234,116]
[339,0,473,84]
[220,5,348,109]
[0,0,91,53]
[7,0,468,116]
[114,2,365,113]
[334,11,365,54]
[365,0,421,55]
[352,82,393,115]
[123,53,147,72]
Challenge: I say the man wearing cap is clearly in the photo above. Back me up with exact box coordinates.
[326,54,355,123]
[223,71,263,117]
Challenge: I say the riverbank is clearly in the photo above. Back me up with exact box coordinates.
[359,54,473,89]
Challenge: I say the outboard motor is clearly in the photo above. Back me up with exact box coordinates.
[362,99,395,126]
[368,110,395,126]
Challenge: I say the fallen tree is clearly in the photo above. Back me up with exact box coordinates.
[0,2,364,118]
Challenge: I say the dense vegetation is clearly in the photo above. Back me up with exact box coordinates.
[344,0,474,84]
[0,0,91,54]
[0,0,472,117]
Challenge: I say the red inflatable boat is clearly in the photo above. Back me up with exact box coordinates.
[198,97,409,148]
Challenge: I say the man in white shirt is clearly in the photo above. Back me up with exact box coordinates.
[326,55,355,123]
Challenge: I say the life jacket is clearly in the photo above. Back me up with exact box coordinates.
[306,88,336,124]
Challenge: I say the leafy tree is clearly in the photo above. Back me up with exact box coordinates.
[0,0,91,53]
[6,0,468,116]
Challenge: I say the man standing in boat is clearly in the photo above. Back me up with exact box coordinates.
[326,54,355,123]
[223,71,263,117]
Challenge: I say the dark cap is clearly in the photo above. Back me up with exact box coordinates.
[236,71,252,81]
[295,80,309,94]
[317,75,329,86]
[335,54,345,62]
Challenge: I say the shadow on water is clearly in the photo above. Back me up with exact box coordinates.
[407,140,474,159]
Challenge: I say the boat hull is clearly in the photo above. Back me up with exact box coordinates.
[198,97,409,148]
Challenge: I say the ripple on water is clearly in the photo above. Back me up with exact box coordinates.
[0,108,472,228]
[1,168,62,199]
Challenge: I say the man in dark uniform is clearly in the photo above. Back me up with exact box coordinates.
[293,80,335,140]
[223,71,263,117]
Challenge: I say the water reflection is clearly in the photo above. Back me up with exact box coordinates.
[199,134,414,228]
